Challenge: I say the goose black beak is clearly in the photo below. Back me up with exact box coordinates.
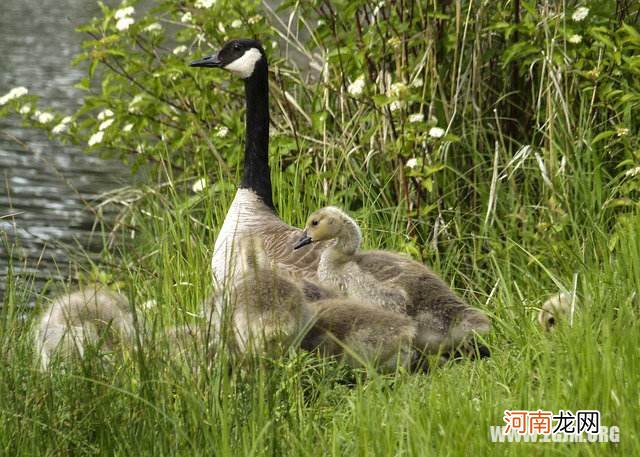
[190,53,223,68]
[293,232,312,250]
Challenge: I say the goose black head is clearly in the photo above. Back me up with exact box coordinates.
[190,38,266,79]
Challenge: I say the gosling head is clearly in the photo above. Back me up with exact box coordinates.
[294,207,355,250]
[189,38,266,79]
[538,292,574,331]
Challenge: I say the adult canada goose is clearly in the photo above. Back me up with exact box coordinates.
[190,39,326,286]
[34,284,134,369]
[294,206,491,355]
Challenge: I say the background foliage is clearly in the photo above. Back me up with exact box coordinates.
[2,0,639,264]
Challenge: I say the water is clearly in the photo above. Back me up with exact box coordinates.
[0,0,128,304]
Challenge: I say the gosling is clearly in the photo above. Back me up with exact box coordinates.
[34,284,134,369]
[538,292,574,331]
[227,237,309,356]
[302,299,417,371]
[294,206,491,355]
[227,237,419,371]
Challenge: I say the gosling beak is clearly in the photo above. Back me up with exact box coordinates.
[190,53,223,68]
[293,231,312,250]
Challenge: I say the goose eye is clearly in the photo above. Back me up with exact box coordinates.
[311,220,318,226]
[233,43,241,50]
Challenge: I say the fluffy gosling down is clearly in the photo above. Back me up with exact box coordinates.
[228,237,419,370]
[295,206,491,356]
[34,284,134,369]
[302,299,418,371]
[538,292,575,331]
[227,238,310,356]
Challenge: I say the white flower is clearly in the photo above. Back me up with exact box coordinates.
[19,104,31,114]
[388,82,407,98]
[52,123,68,134]
[195,0,215,8]
[231,19,242,29]
[428,127,445,138]
[36,111,54,124]
[181,12,192,23]
[411,77,423,88]
[51,116,72,134]
[215,126,229,138]
[248,15,262,25]
[406,158,418,169]
[192,177,207,192]
[217,22,226,34]
[123,123,134,132]
[88,131,104,146]
[408,113,424,123]
[572,7,589,22]
[0,86,28,105]
[389,100,402,112]
[116,17,134,31]
[115,6,135,20]
[568,34,582,44]
[99,118,115,131]
[625,166,640,177]
[617,127,629,137]
[128,95,144,113]
[143,22,162,32]
[347,76,365,96]
[173,45,188,55]
[97,109,114,121]
[136,144,145,154]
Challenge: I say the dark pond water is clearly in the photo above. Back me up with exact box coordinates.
[0,0,128,304]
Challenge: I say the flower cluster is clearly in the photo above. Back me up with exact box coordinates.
[215,126,229,138]
[33,110,54,124]
[194,0,215,8]
[52,116,73,134]
[571,7,589,22]
[143,22,162,33]
[347,76,365,97]
[115,6,135,31]
[0,86,28,105]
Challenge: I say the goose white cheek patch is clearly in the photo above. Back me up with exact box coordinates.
[224,48,262,78]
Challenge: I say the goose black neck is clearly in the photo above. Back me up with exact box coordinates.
[240,60,273,210]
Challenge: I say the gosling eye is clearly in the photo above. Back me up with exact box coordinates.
[311,220,319,226]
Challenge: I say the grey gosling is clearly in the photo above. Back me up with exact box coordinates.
[227,238,310,356]
[294,206,491,356]
[227,237,418,370]
[302,299,417,371]
[34,284,134,369]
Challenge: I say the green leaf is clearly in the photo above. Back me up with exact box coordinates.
[592,130,617,145]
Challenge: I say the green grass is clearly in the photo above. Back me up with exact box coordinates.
[1,159,638,455]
